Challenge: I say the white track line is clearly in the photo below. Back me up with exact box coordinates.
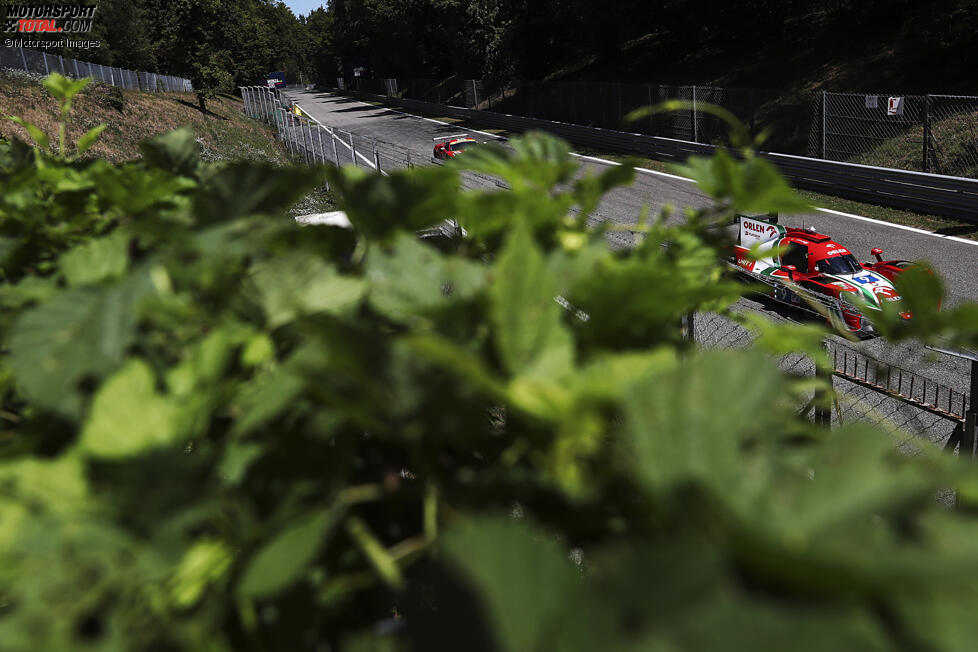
[312,91,978,248]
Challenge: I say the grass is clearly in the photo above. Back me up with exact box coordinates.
[0,68,287,164]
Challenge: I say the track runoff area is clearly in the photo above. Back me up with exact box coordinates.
[287,89,977,429]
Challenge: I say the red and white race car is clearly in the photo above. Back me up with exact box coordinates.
[433,134,478,159]
[731,214,920,333]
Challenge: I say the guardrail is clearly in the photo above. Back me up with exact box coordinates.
[332,88,978,224]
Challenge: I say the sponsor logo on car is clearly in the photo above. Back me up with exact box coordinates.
[743,220,779,238]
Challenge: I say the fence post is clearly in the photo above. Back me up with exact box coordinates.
[822,91,827,159]
[331,129,340,165]
[681,313,695,342]
[407,150,412,168]
[813,342,833,427]
[350,133,358,167]
[283,110,294,157]
[692,85,698,143]
[923,95,931,173]
[317,126,326,168]
[303,118,314,165]
[963,359,978,460]
[374,148,381,174]
[19,46,27,71]
[73,58,79,78]
[42,51,49,75]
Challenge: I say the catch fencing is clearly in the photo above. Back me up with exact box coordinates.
[353,77,786,151]
[0,45,192,92]
[810,92,978,178]
[350,77,978,180]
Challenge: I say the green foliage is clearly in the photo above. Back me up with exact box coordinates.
[4,75,978,651]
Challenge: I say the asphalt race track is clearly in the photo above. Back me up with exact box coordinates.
[289,90,978,443]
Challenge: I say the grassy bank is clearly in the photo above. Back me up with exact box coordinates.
[0,69,285,164]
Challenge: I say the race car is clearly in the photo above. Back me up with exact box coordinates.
[433,134,478,159]
[730,214,918,333]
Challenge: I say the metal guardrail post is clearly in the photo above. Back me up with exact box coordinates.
[331,129,340,165]
[19,46,27,71]
[692,85,698,143]
[42,51,49,75]
[374,149,381,173]
[350,133,358,167]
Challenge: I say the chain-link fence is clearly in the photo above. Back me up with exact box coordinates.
[0,45,192,92]
[694,306,967,450]
[927,95,978,178]
[352,77,783,149]
[808,91,978,177]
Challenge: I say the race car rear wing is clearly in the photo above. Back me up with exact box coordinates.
[736,214,786,248]
[432,134,469,141]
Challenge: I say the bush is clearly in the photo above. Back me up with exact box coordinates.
[2,75,978,651]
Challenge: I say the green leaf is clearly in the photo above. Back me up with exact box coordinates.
[76,124,106,156]
[326,164,459,239]
[168,539,233,609]
[441,516,580,652]
[367,232,487,321]
[230,367,306,437]
[7,116,49,150]
[218,442,264,486]
[624,350,786,496]
[8,274,154,417]
[41,72,90,104]
[195,161,324,224]
[238,507,343,599]
[59,231,129,286]
[78,359,179,458]
[253,252,364,328]
[490,220,573,377]
[139,126,200,177]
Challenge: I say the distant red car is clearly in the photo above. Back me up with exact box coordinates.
[433,134,478,159]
